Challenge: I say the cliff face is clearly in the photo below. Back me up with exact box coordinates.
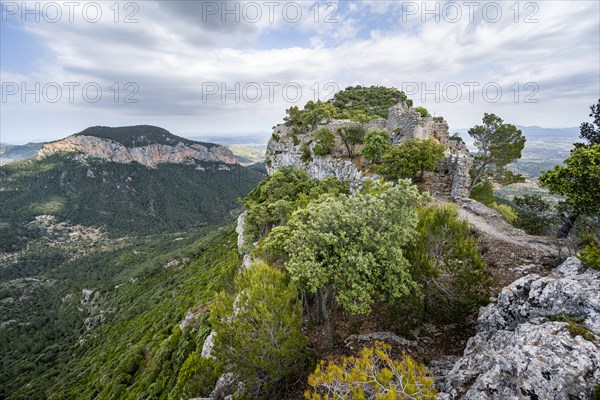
[265,102,472,197]
[38,134,236,168]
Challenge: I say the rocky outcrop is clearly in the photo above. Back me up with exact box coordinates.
[266,122,367,189]
[38,135,235,168]
[201,331,216,359]
[265,102,471,196]
[436,257,600,399]
[235,211,252,269]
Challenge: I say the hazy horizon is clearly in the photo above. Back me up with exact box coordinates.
[2,1,598,144]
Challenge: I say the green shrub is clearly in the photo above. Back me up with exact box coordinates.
[362,128,391,163]
[381,138,446,181]
[414,106,430,118]
[305,342,437,400]
[401,204,491,325]
[490,202,518,225]
[469,180,496,205]
[313,128,335,156]
[169,352,220,400]
[242,167,349,245]
[513,194,556,236]
[591,383,600,400]
[210,262,307,398]
[262,180,427,348]
[579,242,600,270]
[337,124,366,159]
[301,143,313,163]
[469,182,518,225]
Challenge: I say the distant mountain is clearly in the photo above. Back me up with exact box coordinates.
[0,142,45,165]
[39,125,236,168]
[0,125,266,250]
[0,126,267,398]
[516,125,579,140]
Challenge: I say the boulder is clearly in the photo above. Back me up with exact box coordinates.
[437,257,600,399]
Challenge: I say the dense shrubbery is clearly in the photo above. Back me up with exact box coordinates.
[363,128,392,163]
[579,242,600,270]
[380,138,446,181]
[330,86,412,122]
[414,106,430,118]
[170,352,220,400]
[284,86,412,131]
[540,144,600,221]
[402,205,491,325]
[0,154,264,242]
[305,342,437,400]
[210,262,307,398]
[262,180,427,347]
[2,227,240,400]
[512,194,557,235]
[242,167,349,246]
[313,128,335,156]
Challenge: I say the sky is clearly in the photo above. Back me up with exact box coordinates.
[1,0,599,144]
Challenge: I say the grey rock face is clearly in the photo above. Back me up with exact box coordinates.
[201,331,216,359]
[266,123,367,189]
[209,372,236,399]
[38,135,235,167]
[265,102,471,197]
[235,211,248,254]
[445,146,472,200]
[438,257,600,399]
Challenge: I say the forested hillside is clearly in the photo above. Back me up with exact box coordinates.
[1,92,599,400]
[0,127,265,399]
[1,226,240,399]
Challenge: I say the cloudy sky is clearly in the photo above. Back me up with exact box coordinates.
[1,0,599,144]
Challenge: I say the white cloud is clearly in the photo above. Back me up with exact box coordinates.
[1,0,598,143]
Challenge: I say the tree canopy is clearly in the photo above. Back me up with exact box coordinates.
[380,138,446,181]
[283,86,413,129]
[313,128,335,156]
[468,113,526,192]
[242,167,349,245]
[210,262,307,398]
[578,99,600,146]
[362,128,392,163]
[539,144,600,217]
[263,181,426,347]
[337,124,366,159]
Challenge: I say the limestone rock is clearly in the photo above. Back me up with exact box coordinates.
[235,211,248,253]
[265,101,471,197]
[201,331,216,359]
[209,372,236,400]
[437,257,600,399]
[38,134,235,168]
[478,257,600,334]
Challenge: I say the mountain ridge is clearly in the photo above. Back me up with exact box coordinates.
[38,125,236,168]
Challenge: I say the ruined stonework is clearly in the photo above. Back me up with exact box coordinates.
[265,102,471,197]
[38,135,236,168]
